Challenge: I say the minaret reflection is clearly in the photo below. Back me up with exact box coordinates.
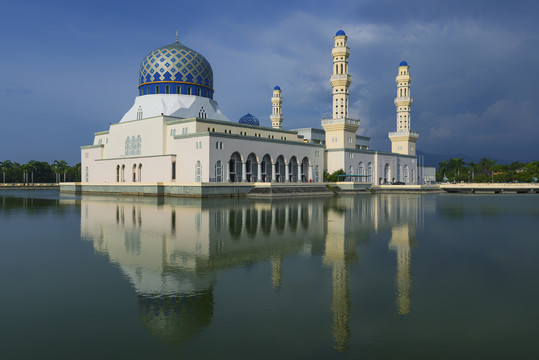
[384,195,421,317]
[389,224,414,316]
[323,197,358,353]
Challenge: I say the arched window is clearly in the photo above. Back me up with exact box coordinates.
[195,161,202,182]
[215,161,223,182]
[367,163,373,183]
[125,137,130,156]
[138,164,142,182]
[116,165,120,182]
[358,162,364,182]
[404,165,409,183]
[85,167,89,182]
[384,163,390,184]
[136,135,141,155]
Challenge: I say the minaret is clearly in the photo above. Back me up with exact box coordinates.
[322,30,360,152]
[389,61,419,155]
[270,86,283,129]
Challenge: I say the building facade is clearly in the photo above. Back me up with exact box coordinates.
[82,30,420,185]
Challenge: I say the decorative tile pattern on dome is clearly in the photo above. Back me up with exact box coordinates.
[139,43,213,89]
[239,113,260,126]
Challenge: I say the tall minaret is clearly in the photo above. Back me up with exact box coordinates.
[389,61,419,155]
[270,86,283,129]
[322,30,359,154]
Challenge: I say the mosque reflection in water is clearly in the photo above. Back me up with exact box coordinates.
[80,194,429,352]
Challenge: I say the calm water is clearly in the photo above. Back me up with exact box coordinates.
[1,190,539,359]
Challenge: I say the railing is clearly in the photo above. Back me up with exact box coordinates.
[394,97,413,103]
[388,131,419,137]
[330,74,352,82]
[321,118,360,126]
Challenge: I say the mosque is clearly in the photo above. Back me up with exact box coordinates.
[81,30,420,186]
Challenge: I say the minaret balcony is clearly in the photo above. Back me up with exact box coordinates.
[394,97,413,105]
[388,130,419,139]
[322,117,360,126]
[332,47,350,57]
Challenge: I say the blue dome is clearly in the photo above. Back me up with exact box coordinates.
[274,85,280,90]
[335,30,346,36]
[399,60,408,66]
[138,42,214,99]
[239,113,260,126]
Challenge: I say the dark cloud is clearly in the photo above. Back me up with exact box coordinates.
[0,1,537,163]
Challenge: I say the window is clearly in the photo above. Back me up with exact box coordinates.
[165,85,170,94]
[197,88,201,96]
[145,87,149,95]
[172,161,176,180]
[187,87,192,95]
[176,86,181,94]
[215,161,223,182]
[85,167,89,182]
[195,161,202,182]
[155,86,159,94]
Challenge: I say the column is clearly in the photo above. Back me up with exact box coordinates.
[257,162,262,183]
[309,165,314,182]
[285,163,290,183]
[242,162,247,182]
[226,161,231,182]
[272,163,276,182]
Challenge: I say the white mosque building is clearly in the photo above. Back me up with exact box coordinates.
[81,30,419,186]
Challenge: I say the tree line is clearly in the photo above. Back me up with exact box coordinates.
[437,157,539,183]
[0,160,81,184]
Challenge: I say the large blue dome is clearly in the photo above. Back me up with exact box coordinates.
[239,113,259,126]
[335,30,346,36]
[399,60,408,66]
[138,42,214,99]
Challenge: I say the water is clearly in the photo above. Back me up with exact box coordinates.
[1,190,539,359]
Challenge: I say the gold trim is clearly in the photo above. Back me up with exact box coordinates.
[138,81,213,91]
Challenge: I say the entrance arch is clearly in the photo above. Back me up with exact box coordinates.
[275,155,286,182]
[246,153,258,182]
[229,152,243,182]
[261,154,272,182]
[301,157,310,182]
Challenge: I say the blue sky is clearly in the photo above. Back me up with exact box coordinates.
[1,0,537,165]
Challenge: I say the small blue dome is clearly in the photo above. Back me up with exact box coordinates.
[274,85,280,90]
[239,113,259,126]
[399,60,408,66]
[335,30,346,36]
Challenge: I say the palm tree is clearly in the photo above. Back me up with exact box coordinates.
[467,161,478,181]
[53,160,68,182]
[479,157,496,176]
[0,160,13,183]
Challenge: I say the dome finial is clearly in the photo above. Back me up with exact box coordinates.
[175,30,179,43]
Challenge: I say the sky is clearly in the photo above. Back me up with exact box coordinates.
[1,0,538,165]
